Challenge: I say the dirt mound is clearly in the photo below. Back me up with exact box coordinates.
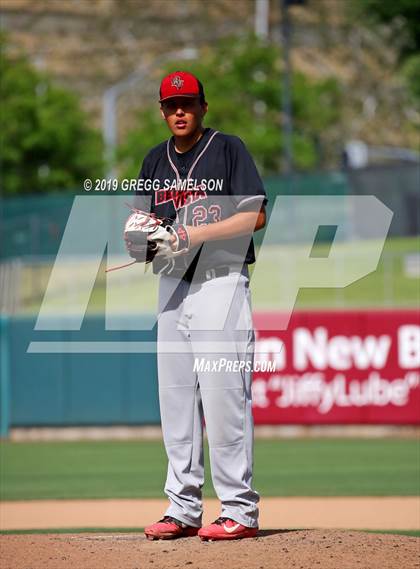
[1,529,418,569]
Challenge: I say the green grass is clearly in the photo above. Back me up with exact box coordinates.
[1,439,418,501]
[251,236,420,310]
[362,530,420,537]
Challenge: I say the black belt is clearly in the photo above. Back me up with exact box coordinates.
[162,264,247,283]
[189,265,248,283]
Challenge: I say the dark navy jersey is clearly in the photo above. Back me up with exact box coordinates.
[134,127,267,277]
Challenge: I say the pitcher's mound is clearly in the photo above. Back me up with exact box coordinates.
[1,528,418,569]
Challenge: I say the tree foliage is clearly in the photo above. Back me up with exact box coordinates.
[0,35,103,195]
[402,55,420,103]
[350,0,420,104]
[118,35,341,179]
[351,0,420,58]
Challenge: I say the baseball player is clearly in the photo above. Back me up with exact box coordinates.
[127,71,267,541]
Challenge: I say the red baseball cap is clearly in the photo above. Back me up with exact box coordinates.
[159,71,205,103]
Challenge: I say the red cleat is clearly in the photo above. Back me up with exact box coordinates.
[198,517,258,541]
[144,516,200,540]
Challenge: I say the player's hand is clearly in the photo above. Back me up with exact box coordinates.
[167,223,190,254]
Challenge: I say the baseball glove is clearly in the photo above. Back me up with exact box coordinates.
[124,208,190,266]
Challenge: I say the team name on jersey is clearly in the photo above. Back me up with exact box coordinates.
[155,187,207,210]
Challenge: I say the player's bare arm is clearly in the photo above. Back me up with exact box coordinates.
[185,206,266,249]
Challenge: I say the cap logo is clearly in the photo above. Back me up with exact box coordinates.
[171,75,184,90]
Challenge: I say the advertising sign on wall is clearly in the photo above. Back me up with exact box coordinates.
[252,310,420,424]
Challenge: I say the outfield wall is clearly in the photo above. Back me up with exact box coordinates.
[0,310,419,437]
